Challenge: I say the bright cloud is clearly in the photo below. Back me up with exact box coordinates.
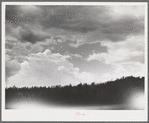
[101,62,145,82]
[112,6,145,18]
[87,35,144,64]
[87,35,145,81]
[7,49,99,87]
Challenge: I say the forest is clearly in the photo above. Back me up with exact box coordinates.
[6,76,144,108]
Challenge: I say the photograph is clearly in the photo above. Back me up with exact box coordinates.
[2,2,148,121]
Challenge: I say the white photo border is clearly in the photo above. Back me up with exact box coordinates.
[1,2,148,121]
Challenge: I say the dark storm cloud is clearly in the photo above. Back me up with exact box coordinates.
[19,29,48,44]
[6,5,144,44]
[39,6,144,40]
[60,20,99,33]
[40,6,105,33]
[6,6,103,32]
[6,6,18,23]
[6,5,33,25]
[89,17,144,42]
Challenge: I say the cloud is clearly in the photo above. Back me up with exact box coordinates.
[30,44,43,53]
[101,62,145,82]
[69,39,85,48]
[39,6,100,33]
[39,6,144,43]
[6,5,43,25]
[58,66,65,71]
[73,71,98,83]
[6,60,21,80]
[111,6,145,18]
[6,49,99,87]
[6,6,50,44]
[71,54,82,58]
[5,40,29,61]
[5,5,146,86]
[5,38,44,63]
[18,5,43,16]
[87,35,144,64]
[6,5,145,47]
[6,25,22,41]
[19,28,48,43]
[6,6,32,25]
[86,35,145,81]
[6,6,18,24]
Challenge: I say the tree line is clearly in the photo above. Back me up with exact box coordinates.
[6,76,144,106]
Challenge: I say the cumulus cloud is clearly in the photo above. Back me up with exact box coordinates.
[6,49,99,87]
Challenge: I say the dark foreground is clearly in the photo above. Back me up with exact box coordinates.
[6,76,144,110]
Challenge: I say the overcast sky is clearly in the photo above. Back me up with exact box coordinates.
[5,4,146,87]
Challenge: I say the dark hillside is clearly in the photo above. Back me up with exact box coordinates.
[6,76,144,109]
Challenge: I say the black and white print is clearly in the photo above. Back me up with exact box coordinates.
[3,2,147,117]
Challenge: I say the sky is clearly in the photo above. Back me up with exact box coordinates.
[5,4,146,87]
